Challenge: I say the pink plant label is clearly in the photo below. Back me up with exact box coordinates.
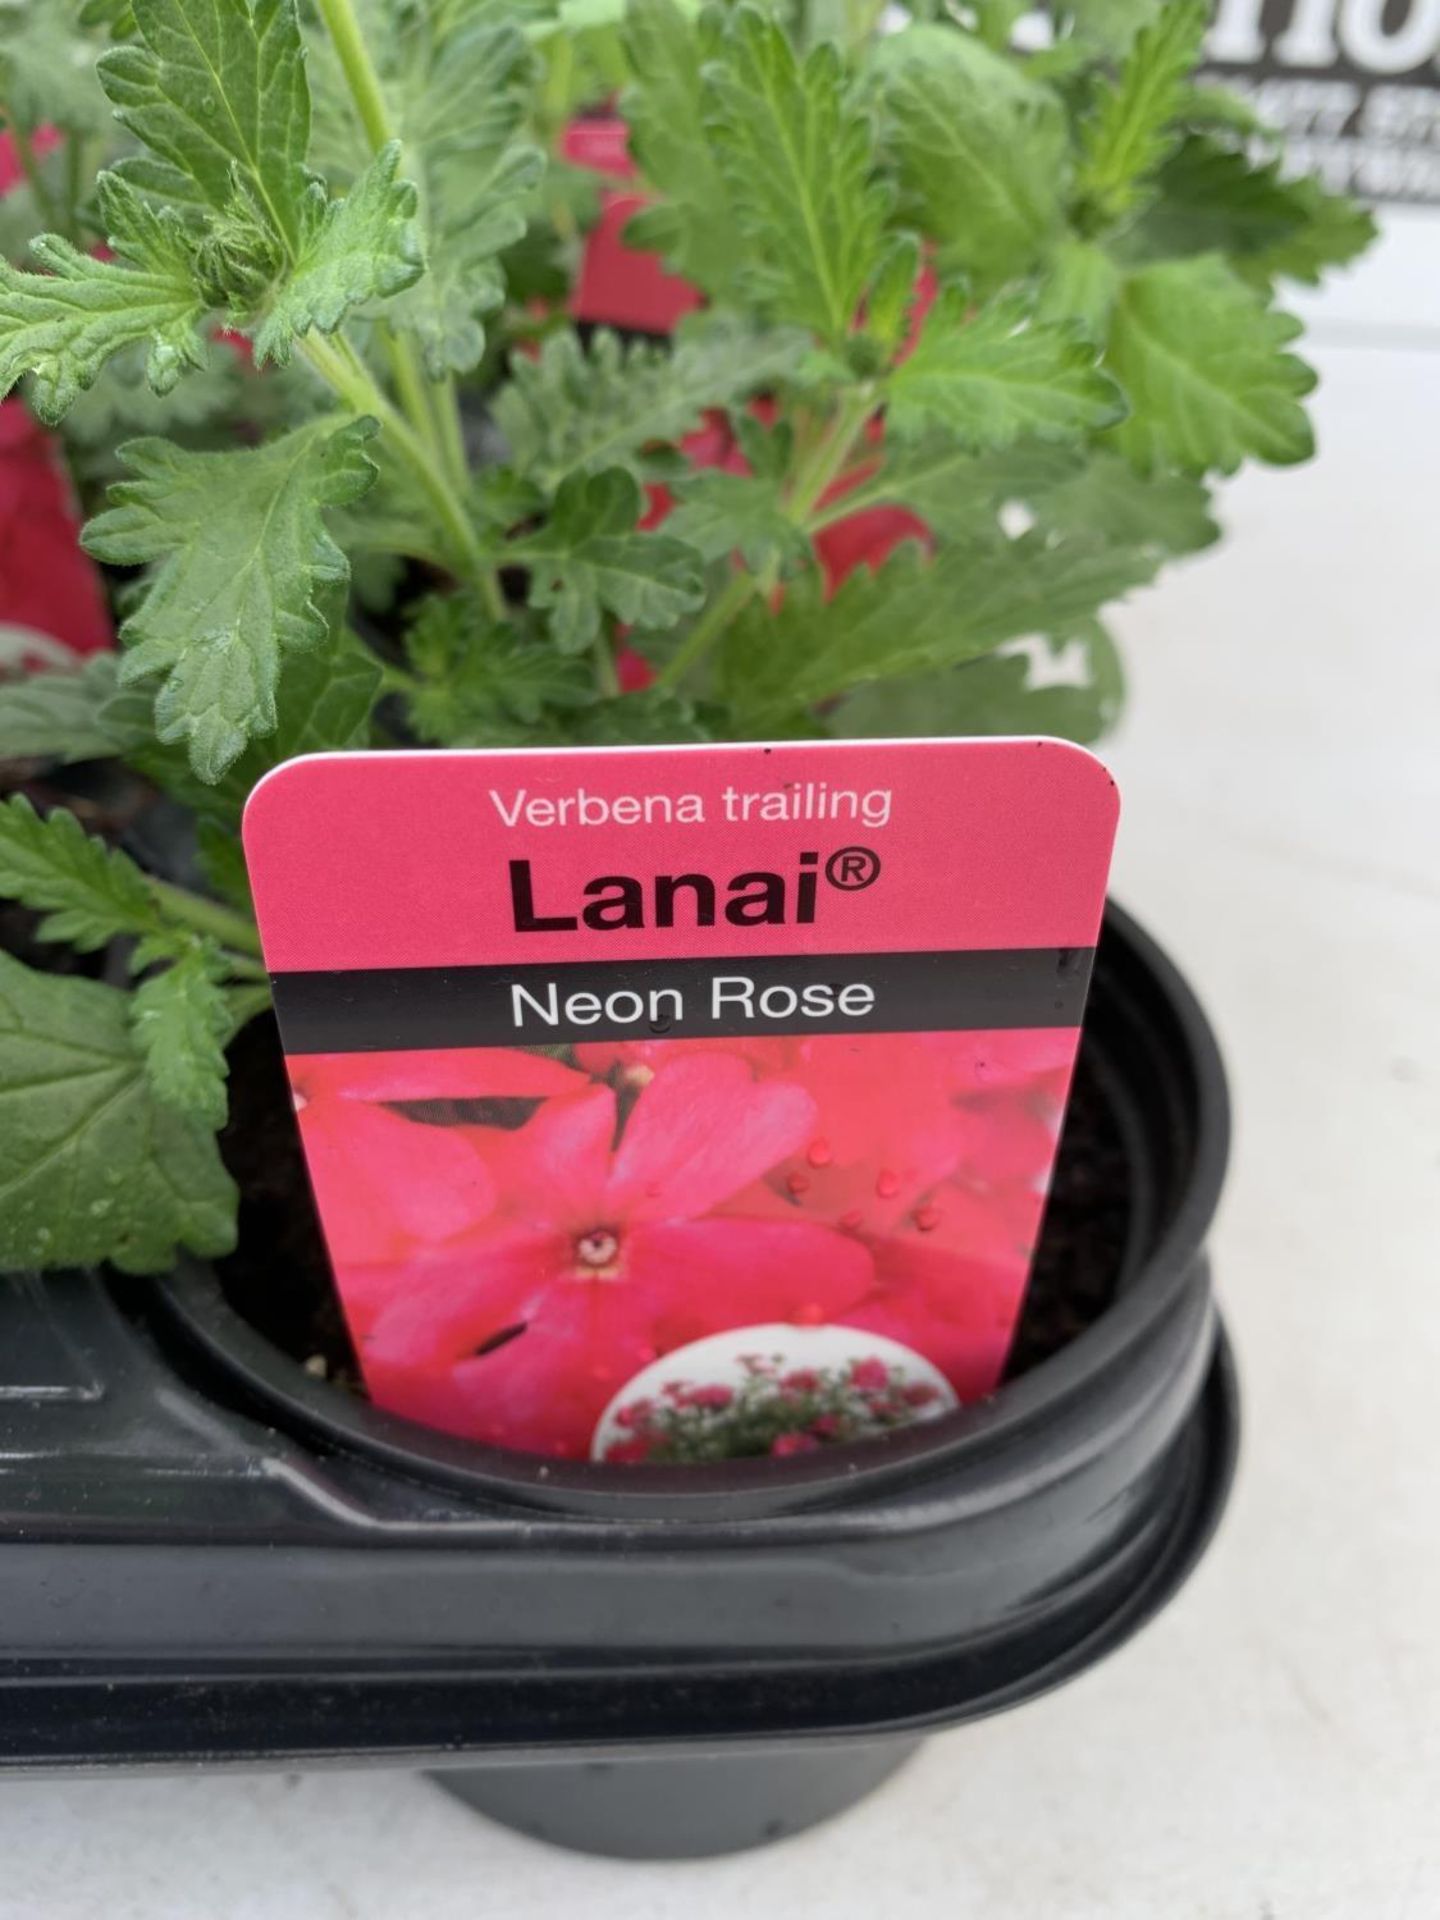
[242,739,1118,1465]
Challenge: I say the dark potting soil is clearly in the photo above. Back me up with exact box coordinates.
[215,1017,1132,1398]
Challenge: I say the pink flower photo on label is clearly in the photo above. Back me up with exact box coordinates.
[293,1026,1079,1462]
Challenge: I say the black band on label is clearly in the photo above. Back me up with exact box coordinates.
[273,947,1094,1053]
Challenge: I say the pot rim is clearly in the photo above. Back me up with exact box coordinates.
[143,898,1229,1520]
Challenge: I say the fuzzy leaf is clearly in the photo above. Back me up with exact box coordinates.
[253,142,423,365]
[494,317,806,492]
[0,656,155,764]
[0,173,208,423]
[0,795,163,950]
[387,21,543,376]
[83,418,379,780]
[620,0,742,292]
[0,0,113,133]
[838,624,1126,745]
[404,592,594,746]
[0,953,236,1274]
[1106,256,1316,475]
[1030,450,1218,556]
[667,470,807,573]
[720,532,1156,726]
[1075,0,1209,225]
[701,6,890,346]
[129,942,231,1126]
[886,290,1124,448]
[100,0,311,248]
[134,621,383,822]
[876,28,1066,293]
[511,468,705,653]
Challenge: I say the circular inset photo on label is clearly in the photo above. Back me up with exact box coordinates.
[592,1324,958,1465]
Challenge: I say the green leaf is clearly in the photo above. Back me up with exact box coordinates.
[129,941,231,1127]
[494,316,806,492]
[100,0,311,250]
[620,0,742,293]
[59,338,246,449]
[0,0,113,134]
[1030,448,1218,556]
[386,20,543,376]
[1062,0,1162,56]
[403,591,594,746]
[1106,256,1316,475]
[667,468,808,574]
[569,688,716,745]
[0,656,156,764]
[252,142,423,365]
[841,439,1081,539]
[701,6,890,347]
[1035,237,1120,337]
[0,952,236,1274]
[0,795,162,950]
[1074,0,1209,226]
[83,418,379,780]
[837,623,1126,744]
[1248,181,1377,289]
[885,289,1125,448]
[511,468,705,653]
[720,531,1157,727]
[0,172,208,423]
[875,27,1066,293]
[131,618,383,823]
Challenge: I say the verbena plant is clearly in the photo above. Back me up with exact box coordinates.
[0,0,1371,1275]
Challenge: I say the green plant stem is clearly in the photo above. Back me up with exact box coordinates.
[301,332,498,603]
[654,566,762,692]
[655,389,876,694]
[314,0,393,155]
[314,0,471,496]
[594,632,620,698]
[226,982,275,1030]
[146,878,264,959]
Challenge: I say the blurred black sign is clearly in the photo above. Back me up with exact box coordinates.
[1203,0,1440,203]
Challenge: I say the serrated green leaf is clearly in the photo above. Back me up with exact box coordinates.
[100,0,311,249]
[83,418,378,780]
[0,173,208,423]
[1035,237,1120,336]
[837,623,1126,745]
[620,0,742,293]
[59,338,246,449]
[569,688,716,744]
[494,316,806,492]
[252,142,423,365]
[0,656,156,763]
[403,591,594,745]
[0,795,162,950]
[1075,0,1208,227]
[1030,449,1218,556]
[701,6,890,347]
[0,952,236,1273]
[875,27,1066,294]
[391,22,542,376]
[0,0,113,134]
[510,468,704,653]
[719,531,1156,726]
[667,467,808,573]
[1106,256,1316,475]
[195,819,254,909]
[841,437,1081,539]
[129,941,231,1126]
[1062,0,1162,56]
[885,289,1124,448]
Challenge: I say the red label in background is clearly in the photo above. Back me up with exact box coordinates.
[244,739,1118,1465]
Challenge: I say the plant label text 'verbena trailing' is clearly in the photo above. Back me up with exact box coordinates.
[242,738,1117,1461]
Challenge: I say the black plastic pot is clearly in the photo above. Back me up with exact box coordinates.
[0,902,1235,1858]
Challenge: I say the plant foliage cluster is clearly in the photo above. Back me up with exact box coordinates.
[0,0,1372,1271]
